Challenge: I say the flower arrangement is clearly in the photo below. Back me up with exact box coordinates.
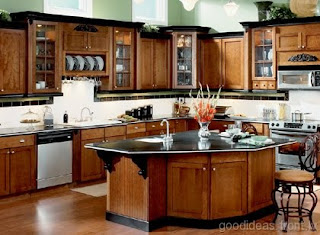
[189,84,222,123]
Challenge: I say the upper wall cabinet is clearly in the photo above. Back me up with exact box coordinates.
[173,32,197,89]
[252,27,276,90]
[136,33,171,90]
[113,27,135,90]
[276,24,320,51]
[199,36,244,90]
[28,21,62,94]
[0,28,26,95]
[63,24,110,52]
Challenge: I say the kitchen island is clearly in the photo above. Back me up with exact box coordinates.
[85,131,294,231]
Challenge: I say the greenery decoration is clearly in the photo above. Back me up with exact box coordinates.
[267,5,296,20]
[140,23,160,33]
[0,9,11,21]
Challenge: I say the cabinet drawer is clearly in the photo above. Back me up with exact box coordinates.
[268,81,276,90]
[211,152,247,164]
[259,81,268,90]
[105,126,126,137]
[81,128,104,141]
[126,123,146,134]
[252,81,260,89]
[0,135,35,149]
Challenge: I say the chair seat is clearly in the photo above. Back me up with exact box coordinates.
[275,170,314,183]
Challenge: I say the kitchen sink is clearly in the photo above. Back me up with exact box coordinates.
[135,137,164,143]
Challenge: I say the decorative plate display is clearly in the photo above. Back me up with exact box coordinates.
[75,55,85,71]
[73,56,80,70]
[83,57,90,71]
[95,56,104,71]
[85,56,95,71]
[92,57,99,71]
[66,55,74,71]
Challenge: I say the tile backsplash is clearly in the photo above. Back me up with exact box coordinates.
[0,81,318,128]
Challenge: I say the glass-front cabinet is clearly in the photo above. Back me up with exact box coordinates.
[113,27,135,90]
[252,27,276,90]
[30,21,61,94]
[173,32,197,89]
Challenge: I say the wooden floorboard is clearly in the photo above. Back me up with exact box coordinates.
[0,186,320,234]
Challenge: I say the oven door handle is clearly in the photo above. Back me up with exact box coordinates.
[271,130,313,137]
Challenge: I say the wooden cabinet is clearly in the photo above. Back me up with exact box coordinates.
[252,27,276,90]
[167,154,209,219]
[80,126,126,182]
[28,20,62,94]
[81,138,105,182]
[210,153,247,219]
[0,149,9,196]
[137,35,171,90]
[64,31,109,52]
[0,29,26,95]
[173,119,187,133]
[209,120,233,132]
[276,24,320,52]
[199,37,244,90]
[242,122,270,136]
[0,135,36,196]
[222,38,244,90]
[113,27,135,90]
[126,123,146,139]
[172,32,197,89]
[9,146,36,194]
[199,39,221,89]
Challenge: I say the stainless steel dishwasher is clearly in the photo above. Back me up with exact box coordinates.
[37,130,73,189]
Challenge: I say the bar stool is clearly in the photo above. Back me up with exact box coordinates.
[242,123,258,135]
[271,134,320,232]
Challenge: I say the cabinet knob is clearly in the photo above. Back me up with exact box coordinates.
[85,46,88,49]
[56,87,59,90]
[114,86,118,89]
[213,168,216,171]
[298,46,301,49]
[7,151,10,154]
[102,140,106,143]
[203,167,206,171]
[134,126,139,129]
[1,89,4,92]
[302,45,305,49]
[11,151,15,154]
[152,125,156,128]
[88,46,91,49]
[19,139,25,143]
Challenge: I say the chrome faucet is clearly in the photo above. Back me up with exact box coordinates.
[160,119,173,142]
[80,107,93,122]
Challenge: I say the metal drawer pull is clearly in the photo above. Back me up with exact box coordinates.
[213,168,216,171]
[134,126,139,129]
[11,151,15,154]
[152,125,156,128]
[203,167,206,171]
[20,139,25,143]
[1,89,4,92]
[7,151,10,154]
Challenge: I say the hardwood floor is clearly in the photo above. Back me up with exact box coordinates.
[0,185,320,234]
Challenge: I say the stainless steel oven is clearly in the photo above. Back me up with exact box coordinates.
[269,121,319,170]
[278,65,320,90]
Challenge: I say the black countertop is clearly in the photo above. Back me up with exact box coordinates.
[85,131,293,155]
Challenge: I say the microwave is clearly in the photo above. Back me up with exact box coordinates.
[278,65,320,90]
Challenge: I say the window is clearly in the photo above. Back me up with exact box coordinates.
[44,0,92,18]
[132,0,168,26]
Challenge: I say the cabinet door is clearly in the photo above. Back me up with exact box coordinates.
[200,39,221,89]
[153,39,170,89]
[0,29,26,95]
[173,119,187,133]
[137,38,153,90]
[276,25,302,51]
[167,161,209,219]
[173,32,197,89]
[81,138,105,182]
[10,146,36,194]
[0,149,9,196]
[31,21,61,93]
[63,31,87,51]
[113,28,135,90]
[210,161,247,219]
[88,32,109,51]
[222,38,244,90]
[209,120,233,132]
[304,24,320,50]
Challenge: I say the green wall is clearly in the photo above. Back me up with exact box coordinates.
[180,0,289,32]
[0,0,182,24]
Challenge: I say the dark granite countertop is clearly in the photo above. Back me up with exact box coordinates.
[85,130,294,155]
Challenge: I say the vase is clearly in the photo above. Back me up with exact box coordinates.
[254,1,273,21]
[198,121,211,141]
